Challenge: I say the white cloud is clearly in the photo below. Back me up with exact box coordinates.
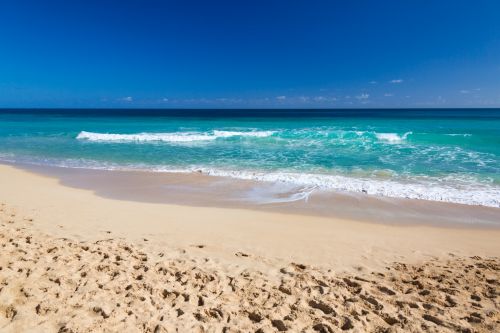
[356,93,369,100]
[390,79,403,83]
[162,98,169,102]
[276,96,286,100]
[121,96,133,102]
[459,88,480,94]
[317,96,337,102]
[369,81,377,84]
[384,93,393,97]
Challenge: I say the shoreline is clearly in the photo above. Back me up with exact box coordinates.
[2,154,499,209]
[5,161,500,229]
[0,163,499,332]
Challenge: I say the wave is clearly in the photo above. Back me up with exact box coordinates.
[444,133,472,137]
[191,168,499,207]
[76,130,276,143]
[288,129,414,144]
[76,130,473,146]
[375,132,412,143]
[212,130,275,138]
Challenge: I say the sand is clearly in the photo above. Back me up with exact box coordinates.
[0,164,499,332]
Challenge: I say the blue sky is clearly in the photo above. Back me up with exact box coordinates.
[1,1,499,108]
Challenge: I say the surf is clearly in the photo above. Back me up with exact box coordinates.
[76,130,276,143]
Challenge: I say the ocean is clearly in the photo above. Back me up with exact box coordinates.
[0,109,499,207]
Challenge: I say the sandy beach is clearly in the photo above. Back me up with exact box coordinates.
[0,164,499,332]
[3,0,500,331]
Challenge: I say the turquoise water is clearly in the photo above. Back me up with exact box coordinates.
[1,109,499,207]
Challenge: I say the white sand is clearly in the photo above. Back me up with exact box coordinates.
[0,164,498,332]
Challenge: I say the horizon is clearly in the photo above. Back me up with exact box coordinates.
[2,107,500,110]
[1,1,500,108]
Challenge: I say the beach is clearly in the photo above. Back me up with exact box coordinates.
[3,0,500,331]
[1,164,499,332]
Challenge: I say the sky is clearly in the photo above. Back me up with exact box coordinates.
[0,0,499,108]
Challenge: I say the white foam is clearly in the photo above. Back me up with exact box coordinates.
[169,168,499,207]
[76,130,276,143]
[445,133,472,137]
[375,132,412,143]
[212,130,276,138]
[76,131,214,142]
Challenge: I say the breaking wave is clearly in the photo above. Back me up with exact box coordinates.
[76,130,276,143]
[375,132,412,143]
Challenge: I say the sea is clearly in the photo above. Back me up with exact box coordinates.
[0,108,499,208]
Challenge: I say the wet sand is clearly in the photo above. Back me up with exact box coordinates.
[0,164,499,332]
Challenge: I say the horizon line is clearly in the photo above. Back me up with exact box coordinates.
[1,107,500,111]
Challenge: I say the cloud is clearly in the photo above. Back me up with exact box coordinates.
[313,96,337,102]
[276,95,286,100]
[162,98,169,102]
[369,81,377,84]
[384,93,393,97]
[355,93,369,100]
[390,79,403,83]
[120,96,133,102]
[461,88,481,94]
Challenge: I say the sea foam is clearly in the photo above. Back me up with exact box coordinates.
[76,130,276,143]
[194,169,500,207]
[375,132,412,143]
